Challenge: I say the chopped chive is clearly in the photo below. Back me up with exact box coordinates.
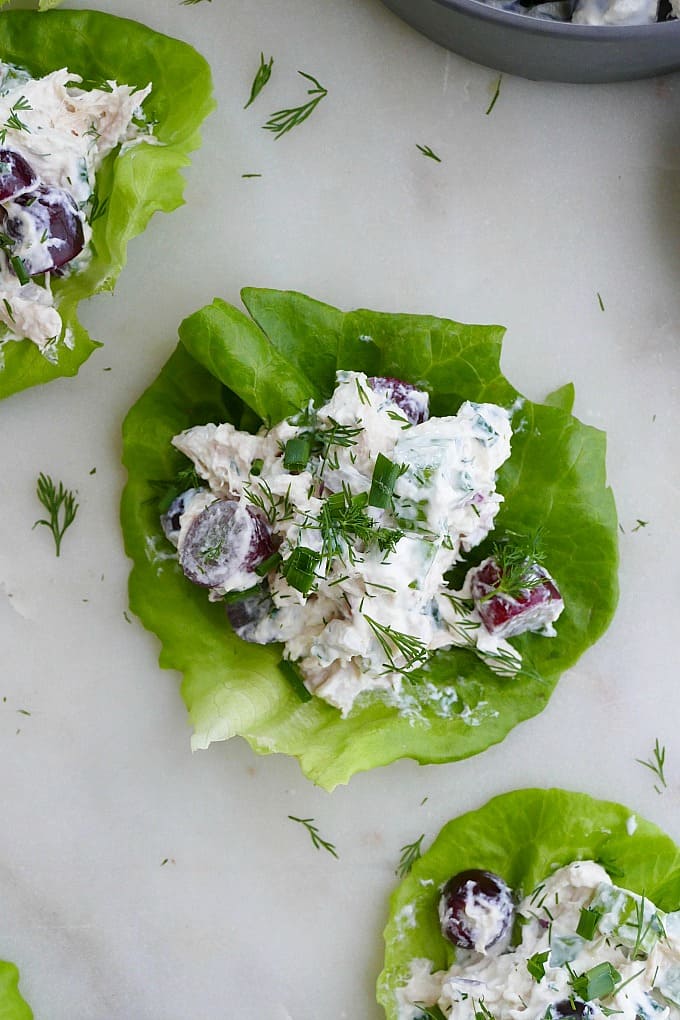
[577,906,603,940]
[527,949,550,982]
[255,551,282,576]
[279,659,312,702]
[368,453,403,509]
[10,254,29,285]
[570,961,620,1001]
[282,546,320,594]
[250,458,264,476]
[283,434,312,472]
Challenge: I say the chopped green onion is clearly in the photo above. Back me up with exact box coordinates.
[577,907,603,941]
[283,434,312,472]
[282,546,320,594]
[250,458,264,476]
[255,551,282,577]
[10,254,29,286]
[279,659,312,702]
[571,962,621,1001]
[527,950,550,982]
[368,453,403,509]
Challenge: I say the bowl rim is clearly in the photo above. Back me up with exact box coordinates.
[431,0,680,39]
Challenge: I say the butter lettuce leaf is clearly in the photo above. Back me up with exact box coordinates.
[0,9,214,401]
[0,961,33,1020]
[121,291,619,789]
[378,788,680,1018]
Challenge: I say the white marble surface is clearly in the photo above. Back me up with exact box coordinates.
[1,1,680,1016]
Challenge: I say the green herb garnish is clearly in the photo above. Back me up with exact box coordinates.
[488,530,546,600]
[288,815,338,858]
[636,738,667,794]
[263,70,327,140]
[255,551,282,577]
[416,143,441,163]
[33,472,79,557]
[244,52,274,109]
[283,434,313,473]
[282,545,320,594]
[396,834,424,877]
[279,659,312,702]
[570,961,620,1001]
[10,254,29,286]
[365,615,428,672]
[485,74,502,115]
[527,949,550,982]
[597,292,605,312]
[576,906,603,940]
[368,453,406,509]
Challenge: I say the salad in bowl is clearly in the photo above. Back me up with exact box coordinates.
[121,289,619,789]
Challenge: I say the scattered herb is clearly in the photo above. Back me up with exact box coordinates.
[414,1006,447,1020]
[180,0,211,5]
[288,815,338,858]
[527,949,550,982]
[123,611,132,624]
[245,52,274,108]
[576,906,603,940]
[33,473,79,557]
[485,74,503,115]
[488,530,546,600]
[365,615,428,672]
[10,255,29,286]
[416,143,441,163]
[632,519,648,532]
[636,738,667,794]
[624,894,666,960]
[2,297,14,323]
[597,292,605,312]
[16,709,31,716]
[570,961,620,1001]
[263,70,327,140]
[242,173,262,178]
[279,659,312,702]
[396,834,425,877]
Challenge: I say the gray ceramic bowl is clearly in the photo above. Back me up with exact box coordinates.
[381,0,680,82]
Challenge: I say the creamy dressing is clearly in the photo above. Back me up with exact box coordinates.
[169,371,557,714]
[0,62,153,351]
[400,861,680,1020]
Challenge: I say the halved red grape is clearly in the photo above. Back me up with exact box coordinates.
[368,376,429,425]
[0,149,36,201]
[160,488,205,547]
[439,869,514,952]
[551,1000,589,1019]
[5,185,85,274]
[179,499,274,591]
[468,558,564,639]
[226,586,275,642]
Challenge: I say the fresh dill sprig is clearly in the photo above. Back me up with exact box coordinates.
[488,530,547,600]
[288,815,338,859]
[245,52,274,109]
[365,615,428,672]
[1,96,32,141]
[263,70,327,140]
[396,834,425,877]
[88,186,109,225]
[623,894,666,959]
[319,485,374,561]
[416,143,441,163]
[485,74,503,116]
[33,473,79,557]
[636,738,667,794]
[244,479,293,526]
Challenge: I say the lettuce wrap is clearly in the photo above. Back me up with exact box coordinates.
[0,961,32,1020]
[121,290,619,789]
[377,788,680,1018]
[0,9,214,400]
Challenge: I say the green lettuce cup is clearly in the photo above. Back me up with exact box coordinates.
[0,960,33,1020]
[0,9,214,400]
[121,290,619,790]
[378,788,680,1019]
